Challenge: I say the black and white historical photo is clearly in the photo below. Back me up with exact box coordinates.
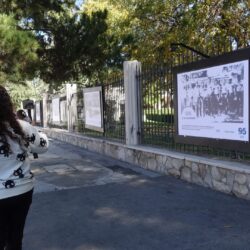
[177,60,249,141]
[52,97,60,123]
[83,87,104,131]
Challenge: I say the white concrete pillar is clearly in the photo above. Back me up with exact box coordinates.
[42,92,48,127]
[66,83,77,132]
[124,60,142,145]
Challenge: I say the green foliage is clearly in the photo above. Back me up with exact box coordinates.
[0,0,75,28]
[39,10,109,87]
[146,114,174,123]
[0,14,39,83]
[5,79,48,108]
[0,0,249,90]
[0,0,115,88]
[84,0,135,67]
[84,0,250,64]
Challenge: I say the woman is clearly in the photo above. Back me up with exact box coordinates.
[0,86,49,250]
[16,109,32,124]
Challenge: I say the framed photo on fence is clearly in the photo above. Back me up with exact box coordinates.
[83,86,104,132]
[52,97,60,123]
[174,47,250,152]
[35,101,41,123]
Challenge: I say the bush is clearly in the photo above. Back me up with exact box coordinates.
[146,114,174,123]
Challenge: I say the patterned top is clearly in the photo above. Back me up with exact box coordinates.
[0,119,49,199]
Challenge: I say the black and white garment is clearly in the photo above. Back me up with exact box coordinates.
[0,119,49,199]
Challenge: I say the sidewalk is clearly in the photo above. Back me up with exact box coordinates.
[23,139,250,250]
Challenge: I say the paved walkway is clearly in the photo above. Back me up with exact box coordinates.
[23,139,250,250]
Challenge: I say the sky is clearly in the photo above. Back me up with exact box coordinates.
[76,0,83,7]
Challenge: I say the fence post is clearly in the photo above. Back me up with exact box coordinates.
[42,92,48,127]
[66,83,77,132]
[124,60,142,145]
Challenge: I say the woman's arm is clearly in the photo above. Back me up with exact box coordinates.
[18,119,49,154]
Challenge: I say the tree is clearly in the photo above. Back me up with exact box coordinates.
[38,10,110,88]
[6,79,48,109]
[83,0,135,67]
[0,14,39,83]
[83,0,250,64]
[0,0,112,87]
[175,0,250,54]
[0,0,248,89]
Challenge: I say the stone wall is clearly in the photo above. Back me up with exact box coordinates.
[44,128,250,200]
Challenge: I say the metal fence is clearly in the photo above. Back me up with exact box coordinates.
[44,42,250,162]
[137,45,250,162]
[76,75,125,143]
[46,94,68,130]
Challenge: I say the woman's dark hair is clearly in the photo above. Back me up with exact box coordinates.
[0,86,26,147]
[16,109,28,120]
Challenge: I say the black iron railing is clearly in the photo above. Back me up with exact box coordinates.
[137,45,250,162]
[77,75,125,143]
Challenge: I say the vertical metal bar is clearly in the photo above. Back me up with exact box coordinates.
[102,84,106,138]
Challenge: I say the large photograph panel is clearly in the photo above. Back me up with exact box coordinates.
[177,60,249,142]
[35,101,41,122]
[52,97,60,123]
[83,87,104,132]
